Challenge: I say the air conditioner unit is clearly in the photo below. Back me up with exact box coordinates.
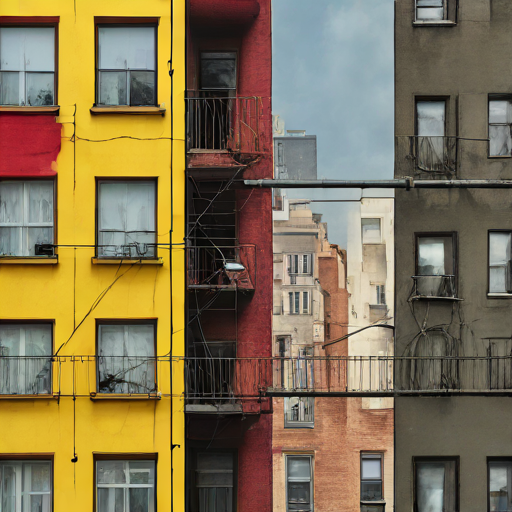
[35,244,54,256]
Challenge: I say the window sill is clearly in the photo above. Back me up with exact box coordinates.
[412,20,457,27]
[91,257,163,265]
[0,106,60,115]
[0,394,58,400]
[90,393,161,401]
[284,423,314,429]
[488,155,512,159]
[0,256,58,265]
[487,293,512,298]
[90,106,166,116]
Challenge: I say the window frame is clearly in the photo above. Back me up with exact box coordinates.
[413,0,458,25]
[413,456,459,512]
[284,397,315,429]
[415,97,448,138]
[0,455,54,512]
[93,17,159,108]
[95,319,157,395]
[199,50,238,92]
[0,178,57,258]
[0,17,59,108]
[285,454,314,512]
[0,320,54,396]
[95,178,158,260]
[488,457,512,512]
[488,230,512,297]
[488,95,512,159]
[288,291,310,315]
[360,453,384,506]
[415,231,457,277]
[361,218,382,245]
[190,449,237,512]
[287,253,313,276]
[93,453,157,512]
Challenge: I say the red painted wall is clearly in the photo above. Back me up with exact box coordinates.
[0,115,61,176]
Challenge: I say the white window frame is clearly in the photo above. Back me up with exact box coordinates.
[376,285,386,305]
[288,254,313,276]
[489,97,512,157]
[415,0,447,21]
[0,460,52,512]
[0,323,53,395]
[97,180,157,259]
[0,26,56,106]
[0,180,54,257]
[284,397,314,428]
[286,455,313,512]
[488,231,512,295]
[361,218,382,244]
[302,291,310,314]
[96,459,155,512]
[288,291,310,315]
[96,25,157,107]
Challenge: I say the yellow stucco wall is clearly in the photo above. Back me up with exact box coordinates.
[0,1,185,511]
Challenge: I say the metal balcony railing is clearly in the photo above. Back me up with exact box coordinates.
[186,245,256,290]
[0,356,52,395]
[411,275,457,300]
[5,356,512,398]
[186,95,268,154]
[395,136,457,176]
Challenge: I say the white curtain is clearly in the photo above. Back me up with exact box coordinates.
[98,182,156,258]
[98,324,155,393]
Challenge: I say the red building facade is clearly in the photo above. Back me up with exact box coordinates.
[184,1,273,511]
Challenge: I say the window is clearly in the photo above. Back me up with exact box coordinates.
[96,25,156,106]
[376,285,386,305]
[489,98,512,157]
[200,52,237,91]
[97,323,156,394]
[0,181,54,257]
[284,397,314,428]
[97,180,156,258]
[361,453,384,511]
[489,232,512,294]
[194,451,235,512]
[0,26,56,106]
[417,235,454,276]
[288,254,312,276]
[489,459,512,512]
[288,291,310,315]
[0,323,52,395]
[362,219,381,244]
[0,460,52,512]
[414,458,457,512]
[416,100,446,171]
[415,0,445,20]
[286,455,313,512]
[96,459,155,512]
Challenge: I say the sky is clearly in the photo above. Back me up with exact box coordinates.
[272,0,395,247]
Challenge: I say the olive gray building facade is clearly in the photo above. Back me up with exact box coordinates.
[395,1,512,511]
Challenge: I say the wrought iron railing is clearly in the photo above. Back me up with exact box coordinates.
[395,136,457,176]
[411,275,457,299]
[186,94,268,153]
[4,356,512,398]
[186,244,256,290]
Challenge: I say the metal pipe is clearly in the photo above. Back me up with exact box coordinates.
[245,179,512,189]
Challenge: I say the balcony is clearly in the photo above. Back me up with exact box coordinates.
[186,245,256,291]
[186,94,269,171]
[395,136,457,177]
[410,275,459,300]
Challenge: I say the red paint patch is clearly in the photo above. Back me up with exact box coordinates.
[0,115,61,176]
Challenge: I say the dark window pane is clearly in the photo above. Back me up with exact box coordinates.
[0,71,19,105]
[288,482,311,510]
[26,73,54,106]
[201,53,236,90]
[130,488,149,512]
[361,481,383,501]
[130,71,155,106]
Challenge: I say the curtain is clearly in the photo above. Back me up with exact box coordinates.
[98,325,155,394]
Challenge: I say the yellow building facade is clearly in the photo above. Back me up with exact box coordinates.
[0,2,185,512]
